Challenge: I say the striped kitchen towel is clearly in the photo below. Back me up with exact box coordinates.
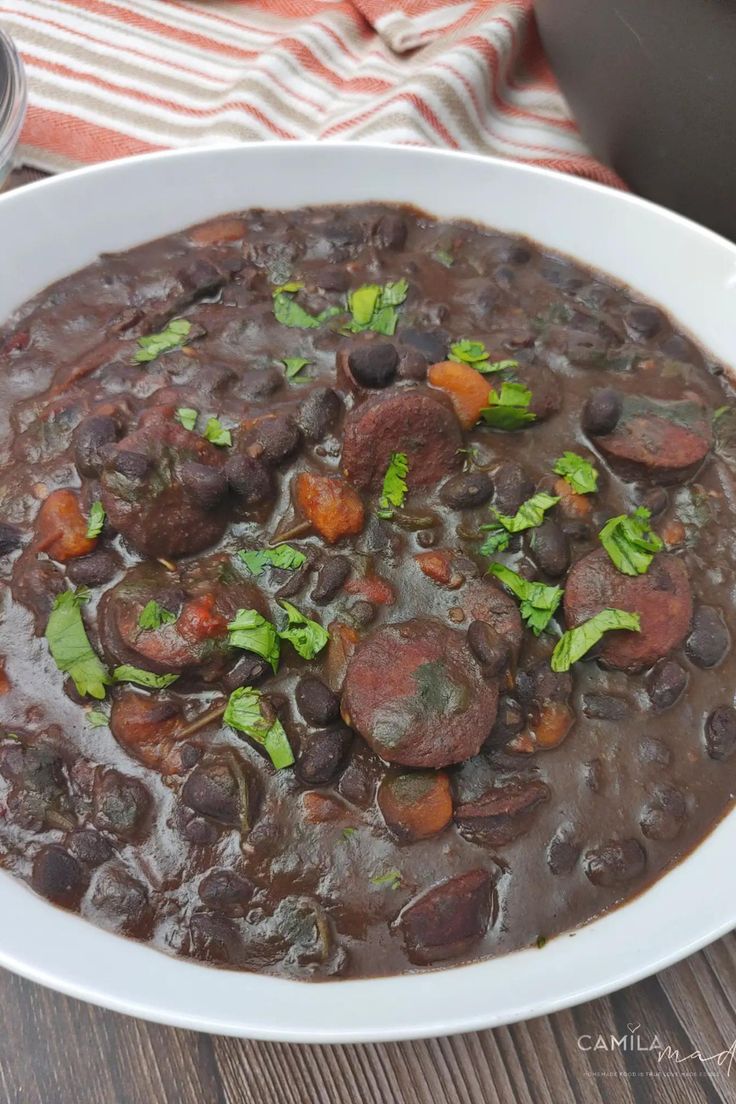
[0,0,622,186]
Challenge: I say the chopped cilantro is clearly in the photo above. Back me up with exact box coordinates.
[237,545,306,577]
[449,339,515,375]
[203,416,232,447]
[551,608,641,672]
[86,711,109,729]
[370,868,402,890]
[227,608,280,673]
[487,563,563,636]
[86,501,105,539]
[277,600,329,660]
[138,600,177,631]
[45,589,111,700]
[224,686,294,769]
[433,248,454,268]
[134,318,191,364]
[377,452,409,519]
[272,281,341,330]
[175,407,198,431]
[479,492,560,555]
[346,279,409,336]
[480,381,535,429]
[599,506,663,576]
[112,665,179,689]
[281,356,311,379]
[553,452,598,495]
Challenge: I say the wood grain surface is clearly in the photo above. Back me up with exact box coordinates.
[1,165,734,1104]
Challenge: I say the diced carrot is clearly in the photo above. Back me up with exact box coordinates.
[188,219,247,245]
[0,659,10,695]
[295,472,365,544]
[377,771,453,841]
[324,620,360,693]
[34,489,97,562]
[529,701,575,750]
[301,791,348,824]
[415,550,453,586]
[344,575,395,605]
[662,518,686,549]
[427,360,491,429]
[554,476,592,519]
[177,594,228,643]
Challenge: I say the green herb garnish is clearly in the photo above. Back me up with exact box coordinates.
[87,711,109,729]
[138,600,177,631]
[86,501,105,539]
[553,451,598,495]
[237,545,307,577]
[341,827,358,841]
[45,589,111,701]
[434,249,454,268]
[479,492,560,555]
[272,281,341,330]
[551,608,641,672]
[175,407,198,431]
[224,686,294,769]
[203,416,232,447]
[346,279,409,336]
[112,665,179,689]
[370,868,402,890]
[134,318,191,364]
[277,600,329,660]
[487,563,563,636]
[599,506,663,576]
[227,608,280,673]
[449,339,516,375]
[480,381,535,429]
[377,451,409,519]
[281,356,311,379]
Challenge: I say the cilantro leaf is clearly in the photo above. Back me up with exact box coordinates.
[224,686,294,769]
[45,590,111,700]
[272,281,341,330]
[175,407,198,431]
[237,545,307,577]
[87,711,109,728]
[86,501,105,539]
[281,356,311,379]
[134,318,191,364]
[138,600,177,631]
[112,665,179,689]
[551,608,641,672]
[434,249,454,268]
[599,506,663,576]
[449,340,514,375]
[479,492,559,555]
[370,868,402,890]
[553,451,598,494]
[203,416,232,447]
[227,608,280,673]
[277,600,329,660]
[480,381,536,429]
[346,279,408,336]
[377,451,409,519]
[487,563,563,636]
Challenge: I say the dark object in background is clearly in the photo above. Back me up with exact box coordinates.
[535,0,736,241]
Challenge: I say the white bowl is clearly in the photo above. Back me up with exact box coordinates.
[0,143,734,1042]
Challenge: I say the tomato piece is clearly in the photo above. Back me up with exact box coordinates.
[295,472,365,544]
[344,574,395,605]
[177,594,228,644]
[34,489,97,562]
[427,360,491,429]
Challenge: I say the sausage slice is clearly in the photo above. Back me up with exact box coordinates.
[563,548,693,670]
[341,618,498,768]
[591,395,711,483]
[340,386,462,491]
[397,869,494,964]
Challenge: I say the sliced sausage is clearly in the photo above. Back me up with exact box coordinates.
[454,776,550,845]
[591,395,711,483]
[340,386,462,492]
[110,690,197,775]
[563,548,693,671]
[397,869,493,965]
[341,618,498,768]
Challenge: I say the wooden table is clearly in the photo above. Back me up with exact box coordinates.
[1,165,735,1104]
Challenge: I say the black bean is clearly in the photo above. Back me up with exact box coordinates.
[349,600,376,627]
[180,460,228,509]
[398,349,429,381]
[66,549,121,588]
[489,696,524,742]
[311,266,350,293]
[639,737,672,766]
[188,912,241,964]
[373,213,407,250]
[467,620,510,676]
[74,415,119,478]
[547,829,581,875]
[584,839,646,887]
[440,471,493,510]
[582,693,631,720]
[311,555,351,604]
[236,366,283,400]
[0,522,22,557]
[183,816,220,845]
[222,653,270,694]
[111,449,152,481]
[582,388,622,436]
[225,454,274,506]
[646,659,688,711]
[585,759,604,792]
[348,342,399,389]
[297,387,342,441]
[516,661,572,707]
[176,258,223,297]
[640,784,687,841]
[636,485,668,517]
[685,605,730,668]
[400,327,448,364]
[529,520,569,578]
[182,761,243,826]
[296,675,340,727]
[625,304,663,339]
[92,768,152,840]
[248,415,301,466]
[416,530,437,548]
[32,845,86,909]
[296,724,353,786]
[92,866,151,934]
[199,869,254,914]
[705,706,736,761]
[68,828,113,867]
[492,462,534,514]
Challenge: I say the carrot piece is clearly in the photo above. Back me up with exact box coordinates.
[188,218,247,245]
[295,472,365,544]
[301,792,348,824]
[529,701,575,749]
[324,620,360,693]
[34,489,97,562]
[344,574,395,605]
[427,360,491,429]
[553,476,592,519]
[378,771,453,841]
[415,550,453,586]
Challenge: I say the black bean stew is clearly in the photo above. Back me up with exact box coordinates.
[0,203,734,979]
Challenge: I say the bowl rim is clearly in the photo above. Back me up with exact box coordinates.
[0,140,734,1042]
